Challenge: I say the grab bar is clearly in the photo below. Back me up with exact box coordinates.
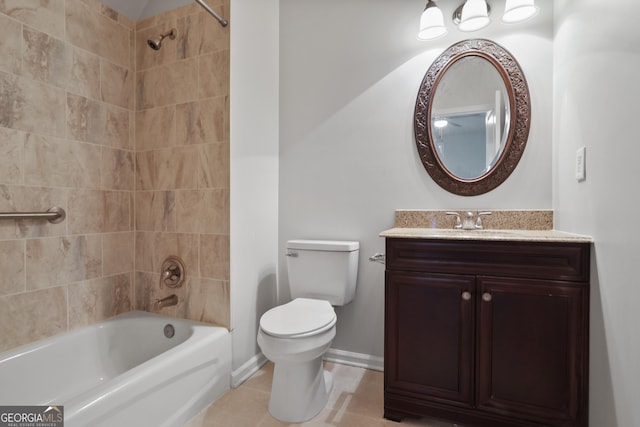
[0,207,66,224]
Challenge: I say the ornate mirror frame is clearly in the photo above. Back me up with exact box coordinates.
[414,39,531,196]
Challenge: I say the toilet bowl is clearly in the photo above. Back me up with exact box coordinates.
[257,240,359,422]
[257,298,337,422]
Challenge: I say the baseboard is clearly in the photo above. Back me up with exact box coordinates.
[324,348,384,371]
[231,352,269,388]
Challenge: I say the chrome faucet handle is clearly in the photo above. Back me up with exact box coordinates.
[475,211,492,229]
[446,212,462,229]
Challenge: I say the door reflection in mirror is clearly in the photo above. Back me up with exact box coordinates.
[430,55,510,180]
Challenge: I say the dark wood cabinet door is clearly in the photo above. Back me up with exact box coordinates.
[385,270,475,407]
[476,276,589,426]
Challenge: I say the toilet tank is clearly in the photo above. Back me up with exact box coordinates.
[286,240,359,306]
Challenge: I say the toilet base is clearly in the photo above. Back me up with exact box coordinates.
[268,356,334,423]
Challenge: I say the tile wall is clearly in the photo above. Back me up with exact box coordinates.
[0,0,135,352]
[133,1,230,327]
[0,0,230,353]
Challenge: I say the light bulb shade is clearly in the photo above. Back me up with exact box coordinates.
[459,0,490,32]
[418,1,447,40]
[503,0,539,23]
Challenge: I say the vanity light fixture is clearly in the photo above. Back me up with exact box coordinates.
[418,0,448,40]
[418,0,539,40]
[502,0,539,23]
[454,0,491,32]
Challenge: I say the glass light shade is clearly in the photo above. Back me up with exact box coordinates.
[418,2,447,40]
[434,119,448,128]
[459,0,490,32]
[502,0,539,23]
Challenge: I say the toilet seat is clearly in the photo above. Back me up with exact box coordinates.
[260,298,336,338]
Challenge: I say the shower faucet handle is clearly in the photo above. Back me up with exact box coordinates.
[159,256,185,289]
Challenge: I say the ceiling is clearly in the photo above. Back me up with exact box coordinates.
[100,0,192,21]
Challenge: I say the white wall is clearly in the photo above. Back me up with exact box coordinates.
[553,0,640,425]
[278,0,554,361]
[230,0,280,381]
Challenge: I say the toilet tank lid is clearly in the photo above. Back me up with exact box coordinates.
[287,240,359,252]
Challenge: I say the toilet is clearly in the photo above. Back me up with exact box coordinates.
[257,239,359,423]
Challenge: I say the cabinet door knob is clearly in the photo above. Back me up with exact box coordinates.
[482,292,492,302]
[462,291,472,301]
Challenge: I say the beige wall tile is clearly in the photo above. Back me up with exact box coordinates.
[24,133,101,188]
[0,71,66,137]
[0,185,67,239]
[105,105,131,149]
[26,235,101,290]
[135,231,199,276]
[68,189,130,234]
[101,59,134,109]
[135,150,156,191]
[66,93,106,144]
[176,189,229,234]
[102,147,134,190]
[0,0,65,39]
[136,146,200,191]
[67,94,130,148]
[99,2,135,30]
[69,273,132,329]
[136,58,198,110]
[22,27,101,100]
[200,234,229,280]
[65,0,129,68]
[185,278,230,328]
[0,286,67,352]
[103,232,134,276]
[0,239,25,296]
[176,7,229,60]
[198,142,230,189]
[198,50,229,99]
[129,192,135,232]
[0,12,22,75]
[176,97,228,146]
[156,146,200,190]
[135,191,176,232]
[135,106,176,151]
[68,47,101,99]
[0,127,24,185]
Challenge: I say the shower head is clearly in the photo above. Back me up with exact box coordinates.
[147,28,177,51]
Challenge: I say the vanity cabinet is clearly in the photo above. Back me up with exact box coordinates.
[384,238,590,427]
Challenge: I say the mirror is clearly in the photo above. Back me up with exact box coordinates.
[415,39,531,196]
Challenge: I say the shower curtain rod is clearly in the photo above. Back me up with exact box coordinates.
[194,0,228,27]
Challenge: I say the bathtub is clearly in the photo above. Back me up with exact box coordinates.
[0,311,231,427]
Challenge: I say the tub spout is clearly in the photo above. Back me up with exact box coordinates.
[155,294,178,309]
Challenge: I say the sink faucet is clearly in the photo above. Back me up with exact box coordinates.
[155,294,178,309]
[446,211,492,230]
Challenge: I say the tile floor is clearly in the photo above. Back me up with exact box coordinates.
[184,362,458,427]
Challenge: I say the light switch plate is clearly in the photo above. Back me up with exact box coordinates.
[575,146,586,181]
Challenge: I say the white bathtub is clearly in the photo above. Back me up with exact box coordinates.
[0,311,231,427]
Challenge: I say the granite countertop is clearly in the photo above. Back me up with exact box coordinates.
[379,227,593,243]
[382,210,593,243]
